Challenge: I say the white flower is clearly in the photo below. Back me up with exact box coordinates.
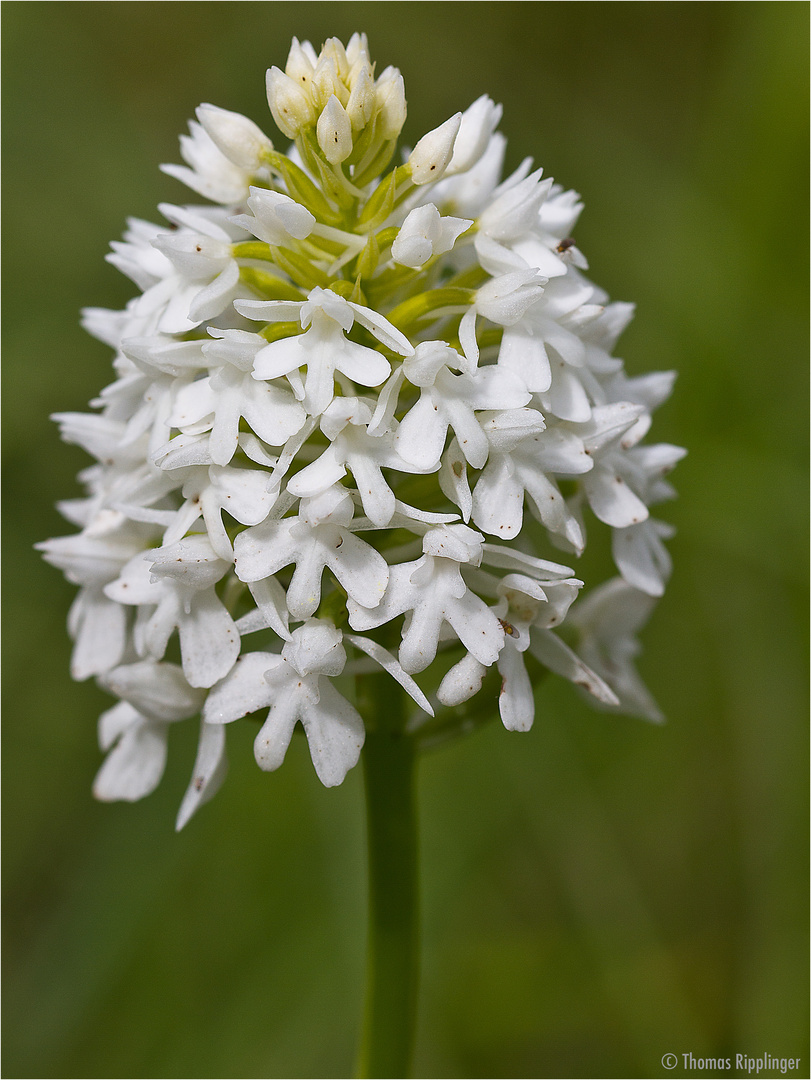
[230,186,315,247]
[348,525,505,674]
[195,103,274,172]
[567,578,664,722]
[470,410,590,550]
[105,536,240,688]
[575,403,651,528]
[160,115,260,204]
[496,273,599,410]
[168,329,307,465]
[42,34,682,823]
[159,464,279,560]
[287,396,426,527]
[118,206,241,335]
[445,95,503,176]
[475,164,583,280]
[493,573,581,731]
[37,509,161,680]
[237,287,411,415]
[397,342,530,470]
[204,621,364,786]
[612,518,676,597]
[93,660,206,802]
[478,166,553,247]
[458,270,545,366]
[234,485,390,619]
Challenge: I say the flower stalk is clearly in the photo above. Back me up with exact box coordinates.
[357,682,419,1078]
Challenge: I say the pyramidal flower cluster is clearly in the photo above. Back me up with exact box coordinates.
[39,35,684,829]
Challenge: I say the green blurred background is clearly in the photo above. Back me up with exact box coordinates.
[3,3,807,1077]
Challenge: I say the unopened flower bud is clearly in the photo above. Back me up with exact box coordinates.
[392,203,472,268]
[321,37,351,83]
[312,55,346,110]
[195,103,273,170]
[266,66,315,139]
[235,187,315,245]
[284,37,317,91]
[345,32,369,67]
[346,61,375,131]
[317,95,353,164]
[374,67,407,141]
[407,113,462,185]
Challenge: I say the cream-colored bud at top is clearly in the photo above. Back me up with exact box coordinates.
[317,95,353,164]
[320,37,351,83]
[195,104,274,170]
[407,113,462,185]
[374,67,407,141]
[284,37,317,93]
[312,55,348,110]
[345,31,369,67]
[266,66,315,139]
[346,61,375,131]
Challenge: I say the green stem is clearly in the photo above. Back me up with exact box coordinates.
[356,691,419,1079]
